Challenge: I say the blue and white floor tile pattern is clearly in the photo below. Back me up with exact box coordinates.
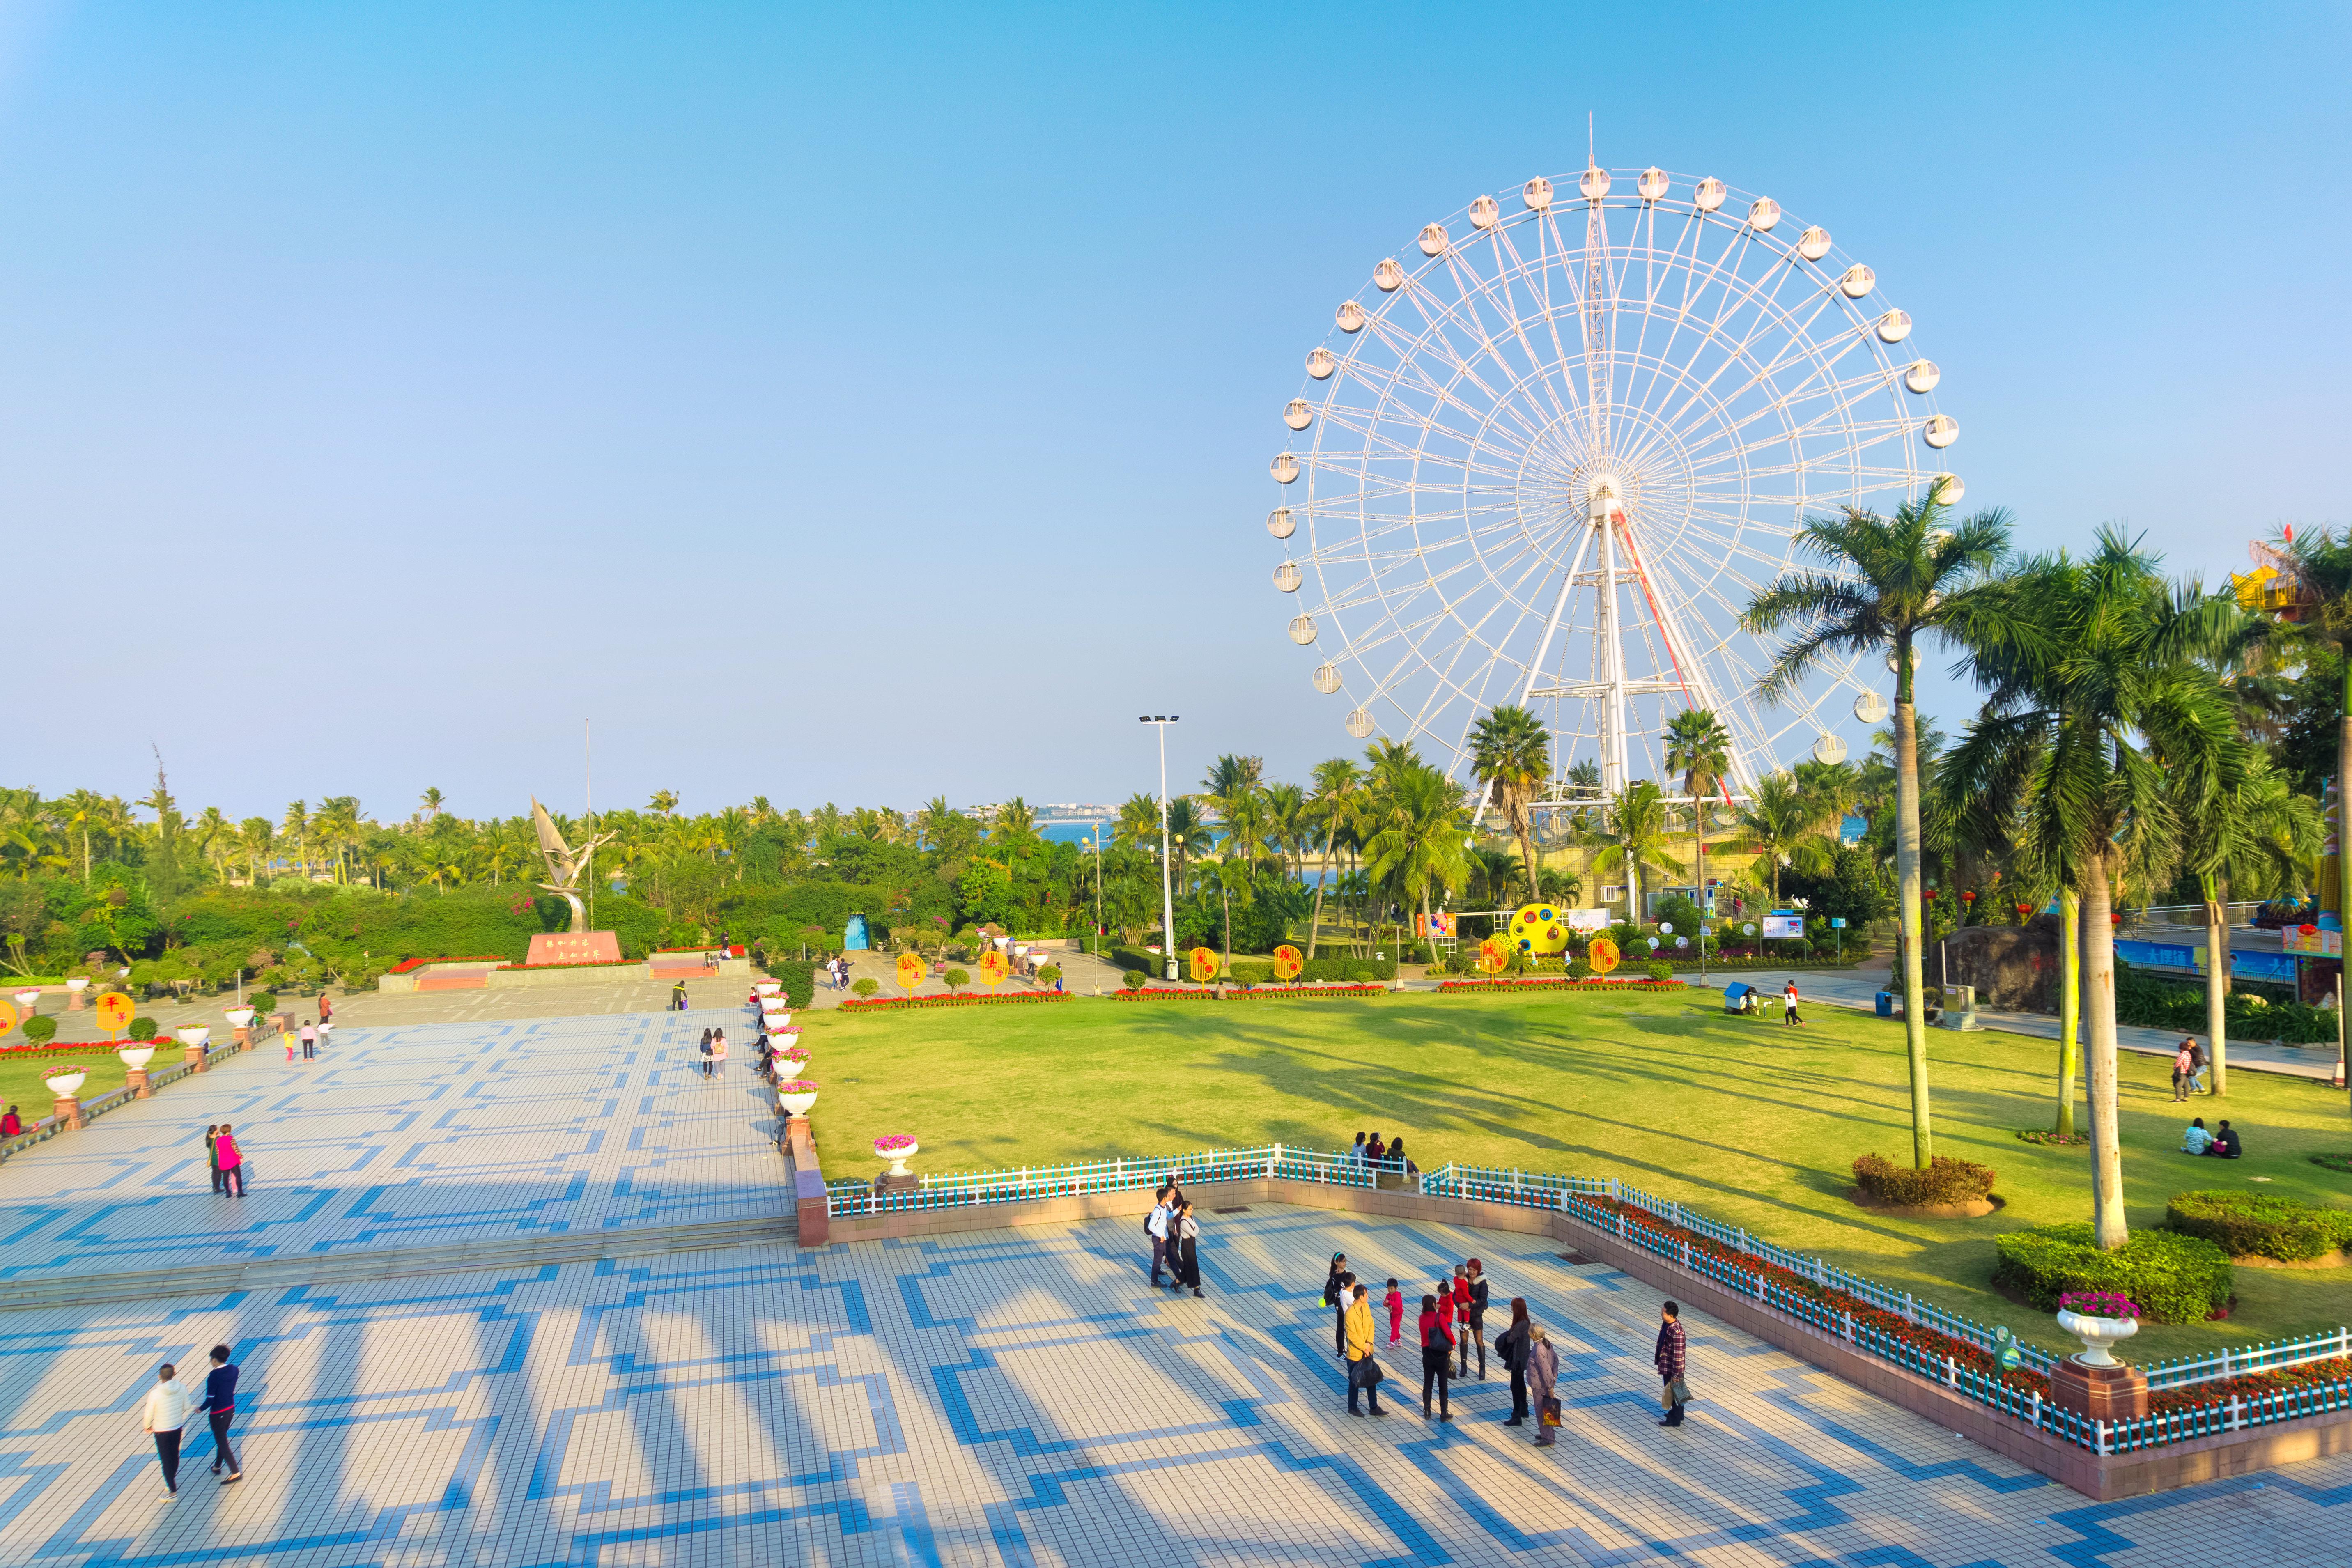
[0,1008,773,1280]
[0,1010,2343,1563]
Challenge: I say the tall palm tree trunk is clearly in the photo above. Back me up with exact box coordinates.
[1306,858,1326,962]
[2081,855,2128,1248]
[2056,888,2081,1137]
[2202,872,2229,1097]
[1894,687,1934,1169]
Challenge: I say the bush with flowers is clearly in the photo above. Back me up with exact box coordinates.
[841,992,1073,1012]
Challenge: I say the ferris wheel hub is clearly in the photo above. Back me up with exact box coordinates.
[1586,473,1624,515]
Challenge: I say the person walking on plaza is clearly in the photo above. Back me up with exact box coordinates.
[1527,1324,1562,1447]
[1322,1254,1349,1356]
[1344,1283,1387,1416]
[670,980,687,1012]
[2172,1040,2194,1102]
[317,992,331,1026]
[1146,1187,1174,1286]
[1782,979,1803,1026]
[1462,1259,1490,1380]
[299,1020,317,1060]
[1384,1277,1404,1347]
[1494,1298,1532,1425]
[215,1125,246,1197]
[1417,1292,1454,1421]
[204,1125,225,1194]
[697,1028,714,1079]
[710,1028,728,1078]
[1171,1203,1204,1297]
[197,1345,241,1483]
[141,1363,193,1499]
[283,1026,296,1062]
[1656,1301,1689,1428]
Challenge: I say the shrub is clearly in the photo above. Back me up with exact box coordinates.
[944,967,971,992]
[248,992,278,1016]
[21,1016,56,1045]
[851,978,879,1000]
[1644,962,1674,981]
[126,1015,158,1041]
[765,958,815,1009]
[1036,964,1061,986]
[1991,1222,2234,1324]
[1852,1153,1996,1207]
[1121,969,1146,990]
[2166,1190,2352,1262]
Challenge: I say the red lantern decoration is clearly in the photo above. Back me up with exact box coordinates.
[1962,890,1977,903]
[1923,889,1938,900]
[2299,923,2319,937]
[2014,903,2031,916]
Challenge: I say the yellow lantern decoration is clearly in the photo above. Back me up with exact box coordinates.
[1477,936,1509,973]
[0,999,16,1039]
[1272,945,1304,980]
[1188,947,1220,983]
[896,952,926,990]
[95,992,136,1036]
[1588,936,1621,975]
[1505,903,1571,955]
[976,950,1009,987]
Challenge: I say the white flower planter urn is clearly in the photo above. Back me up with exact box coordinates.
[777,1087,818,1116]
[763,1010,793,1031]
[875,1138,919,1178]
[117,1045,156,1070]
[64,978,89,994]
[753,981,781,997]
[11,989,38,1010]
[224,1006,257,1029]
[43,1071,86,1097]
[176,1026,211,1049]
[2056,1309,2140,1368]
[779,1051,812,1075]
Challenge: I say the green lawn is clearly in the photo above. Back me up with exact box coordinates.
[0,1053,133,1121]
[797,989,2352,1361]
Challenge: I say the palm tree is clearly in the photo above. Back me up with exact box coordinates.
[1163,797,1211,902]
[192,806,233,883]
[986,798,1042,857]
[649,790,679,820]
[1734,771,1840,905]
[2248,527,2352,925]
[1468,705,1553,898]
[1361,764,1471,964]
[1262,781,1308,888]
[1663,709,1732,932]
[1201,754,1264,803]
[2172,747,2319,1098]
[282,801,310,881]
[60,789,106,881]
[1113,793,1163,857]
[1744,491,2015,1169]
[419,787,445,821]
[1586,781,1680,919]
[1307,758,1365,957]
[239,817,275,885]
[1943,529,2244,1246]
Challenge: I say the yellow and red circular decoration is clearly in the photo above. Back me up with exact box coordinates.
[1588,936,1621,974]
[1272,945,1304,980]
[1188,946,1220,983]
[95,992,135,1034]
[976,950,1009,987]
[1506,902,1570,955]
[0,1000,16,1039]
[1477,936,1509,973]
[896,952,926,989]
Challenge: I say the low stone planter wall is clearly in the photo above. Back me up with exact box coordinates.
[803,1176,2352,1499]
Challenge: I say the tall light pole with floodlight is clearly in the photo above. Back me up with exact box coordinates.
[1141,716,1180,981]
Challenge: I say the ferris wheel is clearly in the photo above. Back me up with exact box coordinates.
[1264,162,1955,802]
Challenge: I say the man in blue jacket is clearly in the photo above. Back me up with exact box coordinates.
[197,1344,241,1483]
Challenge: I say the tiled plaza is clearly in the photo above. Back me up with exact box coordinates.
[0,1010,2345,1565]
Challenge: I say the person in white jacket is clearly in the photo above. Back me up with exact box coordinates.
[141,1364,193,1499]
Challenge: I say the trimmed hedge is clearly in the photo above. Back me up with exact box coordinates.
[1852,1153,1996,1207]
[764,959,815,1010]
[1991,1221,2234,1324]
[2166,1190,2352,1262]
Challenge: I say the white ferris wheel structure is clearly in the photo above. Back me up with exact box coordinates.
[1264,160,1954,811]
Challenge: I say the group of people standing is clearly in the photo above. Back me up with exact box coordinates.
[2170,1037,2214,1100]
[202,1125,248,1196]
[822,956,852,990]
[1145,1184,1203,1296]
[1321,1249,1693,1439]
[694,1027,730,1079]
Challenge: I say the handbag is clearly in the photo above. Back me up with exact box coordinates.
[1351,1356,1384,1388]
[1539,1395,1563,1428]
[1661,1378,1691,1409]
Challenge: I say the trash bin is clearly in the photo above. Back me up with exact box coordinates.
[1874,991,1894,1018]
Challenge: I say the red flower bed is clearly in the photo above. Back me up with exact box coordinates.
[1113,985,1388,1001]
[839,992,1075,1012]
[1438,978,1682,994]
[2147,1357,2352,1416]
[1585,1198,2046,1395]
[388,955,508,975]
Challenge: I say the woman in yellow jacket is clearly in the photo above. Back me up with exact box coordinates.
[1344,1283,1387,1416]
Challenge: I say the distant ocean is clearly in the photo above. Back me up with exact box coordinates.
[1041,821,1110,846]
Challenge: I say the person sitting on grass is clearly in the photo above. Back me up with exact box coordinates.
[2204,1120,2242,1159]
[2181,1117,2213,1155]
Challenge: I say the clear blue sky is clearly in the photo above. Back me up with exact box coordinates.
[3,2,2345,822]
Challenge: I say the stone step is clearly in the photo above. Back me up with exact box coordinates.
[0,1212,797,1311]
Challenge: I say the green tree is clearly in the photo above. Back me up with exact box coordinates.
[1734,771,1839,905]
[1361,763,1470,964]
[1305,758,1364,959]
[1943,529,2244,1246]
[1469,705,1553,899]
[1745,491,2014,1169]
[1586,781,1680,919]
[1663,709,1732,929]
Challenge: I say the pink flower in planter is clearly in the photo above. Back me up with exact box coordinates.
[2059,1291,2140,1320]
[874,1134,917,1153]
[775,1079,818,1093]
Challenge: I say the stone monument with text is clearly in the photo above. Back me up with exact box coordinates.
[524,798,625,966]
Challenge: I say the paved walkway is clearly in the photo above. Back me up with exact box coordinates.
[0,1004,781,1283]
[1693,967,2348,1083]
[0,1203,2342,1566]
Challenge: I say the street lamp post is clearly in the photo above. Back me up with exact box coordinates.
[1141,716,1180,981]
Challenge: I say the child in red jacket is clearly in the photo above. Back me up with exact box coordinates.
[1384,1278,1403,1345]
